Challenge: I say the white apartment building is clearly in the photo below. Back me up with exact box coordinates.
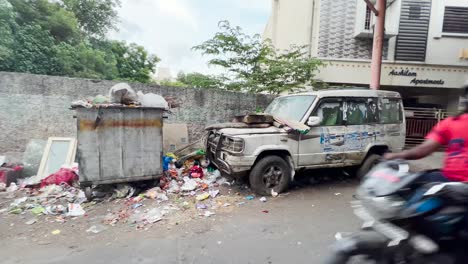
[264,0,468,112]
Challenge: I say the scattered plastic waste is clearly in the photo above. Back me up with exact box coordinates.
[204,211,215,217]
[67,203,86,216]
[51,229,61,235]
[196,192,210,201]
[271,189,279,197]
[223,203,231,207]
[109,83,138,104]
[0,182,6,192]
[25,218,37,225]
[209,190,219,198]
[9,207,22,214]
[113,184,135,199]
[31,206,46,216]
[91,94,109,105]
[167,180,180,193]
[237,202,246,206]
[145,208,164,223]
[86,224,107,234]
[132,203,143,209]
[11,197,28,207]
[335,193,341,196]
[46,204,67,215]
[40,168,78,188]
[6,182,18,192]
[259,197,267,202]
[181,178,197,191]
[157,193,169,201]
[196,203,207,210]
[190,165,204,178]
[245,195,255,200]
[216,177,230,186]
[262,210,269,213]
[137,91,169,109]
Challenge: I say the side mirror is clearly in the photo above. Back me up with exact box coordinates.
[307,116,321,127]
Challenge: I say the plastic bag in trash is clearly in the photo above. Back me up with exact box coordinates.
[137,91,169,109]
[181,177,197,191]
[145,208,164,223]
[66,203,85,217]
[108,83,138,104]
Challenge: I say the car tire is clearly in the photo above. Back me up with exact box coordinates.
[356,153,381,179]
[249,155,292,196]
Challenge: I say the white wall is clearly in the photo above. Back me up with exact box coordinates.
[262,0,315,51]
[425,0,468,66]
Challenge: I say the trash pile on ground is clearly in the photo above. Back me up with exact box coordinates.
[96,149,237,230]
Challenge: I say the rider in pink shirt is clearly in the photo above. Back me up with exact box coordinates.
[385,84,468,183]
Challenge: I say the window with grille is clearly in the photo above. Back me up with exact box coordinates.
[364,6,372,30]
[443,6,468,34]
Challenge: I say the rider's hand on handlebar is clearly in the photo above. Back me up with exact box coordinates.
[383,153,400,160]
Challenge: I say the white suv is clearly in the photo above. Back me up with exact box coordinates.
[206,89,406,195]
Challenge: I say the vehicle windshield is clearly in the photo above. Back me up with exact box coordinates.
[265,95,316,122]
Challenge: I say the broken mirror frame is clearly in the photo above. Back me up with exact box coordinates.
[36,137,77,180]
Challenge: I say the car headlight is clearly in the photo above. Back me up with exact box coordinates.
[221,136,244,153]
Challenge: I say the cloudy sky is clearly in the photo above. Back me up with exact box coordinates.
[109,0,271,77]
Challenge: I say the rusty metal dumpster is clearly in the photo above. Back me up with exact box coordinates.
[72,106,164,199]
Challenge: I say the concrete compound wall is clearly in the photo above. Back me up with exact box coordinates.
[0,72,275,160]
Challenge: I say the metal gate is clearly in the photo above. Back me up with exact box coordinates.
[404,107,453,148]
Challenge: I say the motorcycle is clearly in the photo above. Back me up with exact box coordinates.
[325,160,468,264]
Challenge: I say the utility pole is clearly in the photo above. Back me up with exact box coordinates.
[365,0,387,90]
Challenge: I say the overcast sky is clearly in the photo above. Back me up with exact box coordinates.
[109,0,271,77]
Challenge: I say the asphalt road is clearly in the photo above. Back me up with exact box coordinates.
[1,172,361,264]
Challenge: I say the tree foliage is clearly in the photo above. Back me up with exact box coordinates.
[0,0,158,83]
[193,21,323,94]
[176,72,223,89]
[61,0,120,38]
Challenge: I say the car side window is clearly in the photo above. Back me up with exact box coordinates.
[366,98,379,124]
[344,99,367,125]
[313,99,343,126]
[380,98,402,124]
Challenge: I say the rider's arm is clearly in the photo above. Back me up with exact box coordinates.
[384,139,441,160]
[385,117,450,161]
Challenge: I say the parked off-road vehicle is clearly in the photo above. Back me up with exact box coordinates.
[206,89,405,195]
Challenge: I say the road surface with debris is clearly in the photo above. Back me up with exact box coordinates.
[0,173,360,264]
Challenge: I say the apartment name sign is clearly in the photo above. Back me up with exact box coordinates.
[389,69,445,86]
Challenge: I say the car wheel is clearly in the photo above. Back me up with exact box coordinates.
[356,154,381,179]
[249,155,291,196]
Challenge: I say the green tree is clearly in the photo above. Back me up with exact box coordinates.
[10,24,61,75]
[9,0,79,41]
[0,0,159,83]
[56,42,118,79]
[0,0,16,69]
[110,41,160,83]
[61,0,121,38]
[193,21,323,94]
[176,72,223,89]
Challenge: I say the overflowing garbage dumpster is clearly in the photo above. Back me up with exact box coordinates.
[72,106,165,200]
